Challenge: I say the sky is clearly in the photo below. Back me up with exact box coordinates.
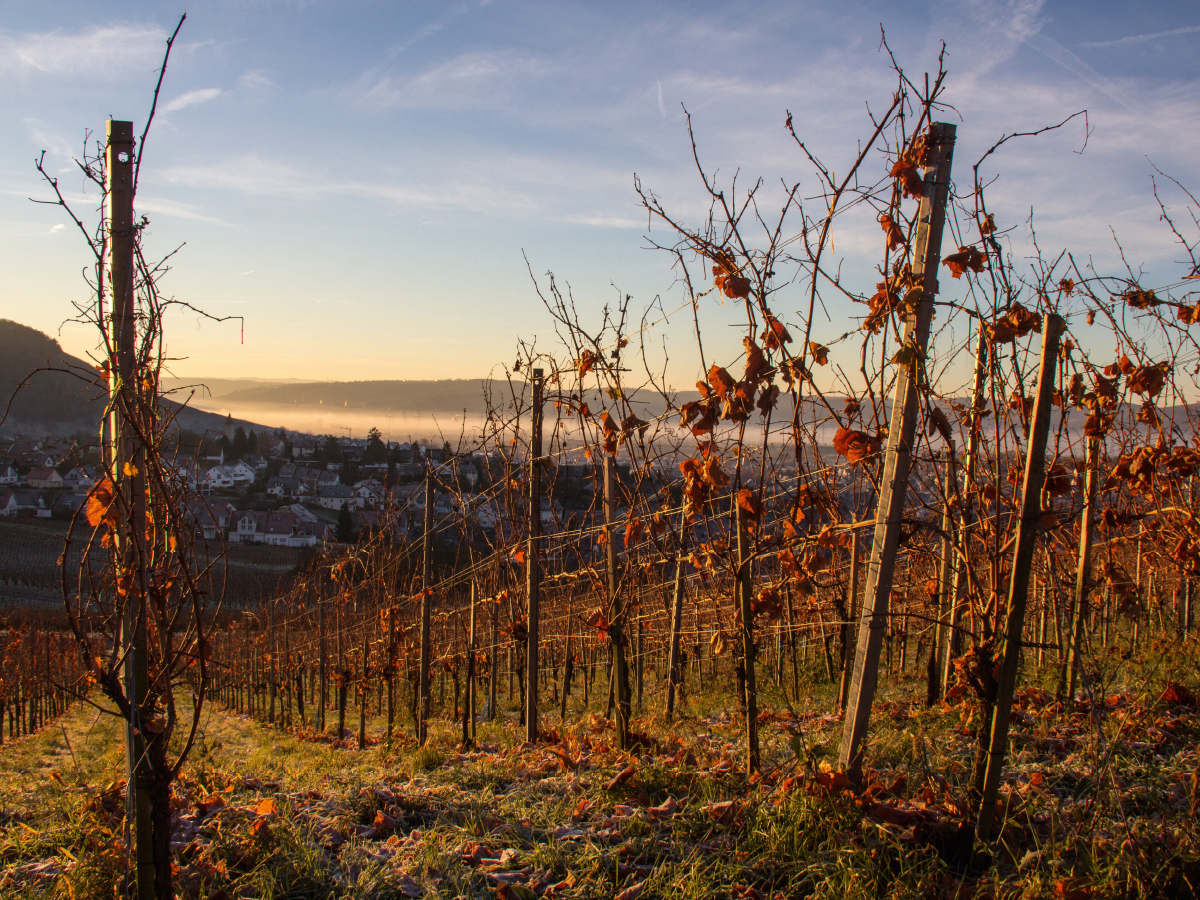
[1,0,1198,388]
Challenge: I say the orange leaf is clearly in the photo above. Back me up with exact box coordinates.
[942,246,986,279]
[760,313,792,350]
[737,488,762,520]
[708,365,736,400]
[879,214,905,251]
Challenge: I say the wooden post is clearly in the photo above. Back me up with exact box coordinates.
[786,584,800,702]
[358,629,368,749]
[106,118,157,900]
[283,602,292,728]
[418,467,434,745]
[838,122,956,778]
[268,599,277,725]
[387,602,396,741]
[838,533,859,712]
[636,617,644,712]
[464,580,477,747]
[317,592,327,733]
[665,515,689,721]
[489,599,498,721]
[929,446,957,705]
[1037,593,1047,667]
[604,454,631,749]
[560,591,574,720]
[736,493,760,773]
[336,592,347,740]
[944,327,989,692]
[975,313,1063,843]
[525,369,544,743]
[1064,436,1099,702]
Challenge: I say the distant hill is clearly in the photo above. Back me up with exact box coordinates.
[0,319,263,439]
[208,378,493,415]
[170,376,721,421]
[0,319,99,435]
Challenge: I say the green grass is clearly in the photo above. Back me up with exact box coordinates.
[1,643,1199,898]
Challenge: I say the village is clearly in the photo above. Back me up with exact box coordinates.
[0,415,692,555]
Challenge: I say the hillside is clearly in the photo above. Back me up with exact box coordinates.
[210,378,493,414]
[0,319,263,439]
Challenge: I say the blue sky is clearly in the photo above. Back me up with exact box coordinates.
[1,0,1197,385]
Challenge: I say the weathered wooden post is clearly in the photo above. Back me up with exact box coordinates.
[268,598,277,725]
[560,591,574,720]
[665,514,689,721]
[944,326,990,692]
[604,454,631,749]
[838,532,860,712]
[1064,435,1099,702]
[418,465,434,745]
[736,492,760,773]
[317,592,327,733]
[464,579,477,747]
[489,597,498,721]
[929,445,957,705]
[838,122,957,779]
[386,602,396,740]
[106,118,157,900]
[358,628,369,749]
[526,368,544,743]
[975,312,1063,842]
[336,591,347,739]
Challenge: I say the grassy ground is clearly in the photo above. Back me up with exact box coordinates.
[1,643,1198,899]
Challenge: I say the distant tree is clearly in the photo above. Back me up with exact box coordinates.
[231,426,248,460]
[336,504,354,543]
[319,434,342,465]
[362,426,387,465]
[247,429,258,454]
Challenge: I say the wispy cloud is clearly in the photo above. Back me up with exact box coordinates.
[163,87,222,113]
[0,24,165,78]
[387,0,493,57]
[1080,24,1200,49]
[1024,32,1133,108]
[350,50,550,110]
[238,69,278,92]
[135,197,230,226]
[931,0,1131,108]
[158,152,541,216]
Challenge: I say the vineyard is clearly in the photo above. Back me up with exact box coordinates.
[4,25,1200,900]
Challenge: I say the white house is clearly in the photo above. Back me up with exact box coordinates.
[354,479,385,509]
[317,484,355,510]
[0,464,19,485]
[227,460,257,484]
[13,491,48,516]
[287,503,319,523]
[203,466,236,491]
[0,491,17,516]
[63,466,99,490]
[229,509,317,547]
[243,455,268,472]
